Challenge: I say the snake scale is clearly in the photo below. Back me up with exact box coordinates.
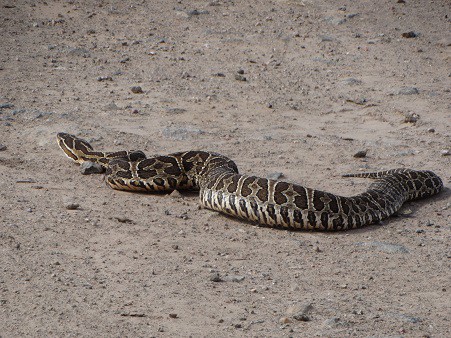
[57,133,443,231]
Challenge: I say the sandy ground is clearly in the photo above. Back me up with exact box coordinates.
[1,0,450,337]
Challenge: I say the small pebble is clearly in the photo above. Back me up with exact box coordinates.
[402,31,417,38]
[441,149,450,156]
[97,76,112,82]
[65,203,80,210]
[131,86,143,94]
[169,190,183,199]
[427,128,435,133]
[0,144,7,151]
[210,273,222,282]
[353,150,367,158]
[169,313,178,318]
[80,161,104,175]
[404,112,420,124]
[397,87,419,95]
[267,172,284,180]
[234,74,247,81]
[279,317,292,324]
[237,69,245,74]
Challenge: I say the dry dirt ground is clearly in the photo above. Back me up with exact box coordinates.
[1,0,450,337]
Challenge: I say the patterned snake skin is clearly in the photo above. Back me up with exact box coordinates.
[57,133,443,231]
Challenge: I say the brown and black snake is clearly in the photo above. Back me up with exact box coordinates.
[57,133,443,231]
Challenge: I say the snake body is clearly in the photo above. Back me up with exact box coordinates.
[57,133,443,231]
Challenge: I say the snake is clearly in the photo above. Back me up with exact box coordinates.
[57,133,443,231]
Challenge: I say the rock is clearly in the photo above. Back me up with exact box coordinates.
[237,69,245,74]
[356,241,409,254]
[402,31,417,38]
[0,103,14,109]
[67,47,91,58]
[103,102,119,111]
[97,76,113,81]
[286,302,312,322]
[210,272,222,282]
[169,313,178,318]
[427,128,435,133]
[323,317,349,328]
[80,161,104,175]
[165,107,187,114]
[353,150,367,158]
[65,203,80,210]
[114,216,134,224]
[131,86,143,94]
[267,172,284,180]
[0,144,6,151]
[223,275,245,282]
[397,87,419,95]
[342,78,362,86]
[169,190,183,199]
[404,112,420,124]
[234,74,247,81]
[441,149,450,156]
[279,317,292,324]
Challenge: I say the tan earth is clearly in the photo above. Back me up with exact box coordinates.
[1,0,450,337]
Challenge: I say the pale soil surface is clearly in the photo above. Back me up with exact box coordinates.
[1,0,450,337]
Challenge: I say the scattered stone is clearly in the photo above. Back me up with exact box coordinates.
[234,74,247,81]
[325,16,347,25]
[210,272,222,282]
[356,241,409,254]
[114,216,134,224]
[342,78,362,86]
[353,150,367,158]
[279,317,292,324]
[214,72,225,77]
[323,317,347,328]
[267,172,284,180]
[402,31,417,38]
[441,149,450,156]
[131,86,143,94]
[427,128,435,133]
[67,47,91,58]
[169,190,183,199]
[286,302,312,322]
[425,220,434,227]
[80,161,104,175]
[339,284,348,289]
[16,178,37,183]
[103,102,119,111]
[397,87,419,95]
[165,107,187,114]
[404,112,420,124]
[237,69,245,74]
[169,313,178,318]
[97,76,113,81]
[416,229,425,234]
[313,245,322,253]
[0,144,6,151]
[223,275,245,282]
[187,9,209,16]
[398,208,413,216]
[65,203,80,210]
[0,103,14,109]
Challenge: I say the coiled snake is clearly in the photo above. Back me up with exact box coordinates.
[57,133,443,231]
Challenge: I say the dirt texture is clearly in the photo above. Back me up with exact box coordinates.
[1,0,450,337]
